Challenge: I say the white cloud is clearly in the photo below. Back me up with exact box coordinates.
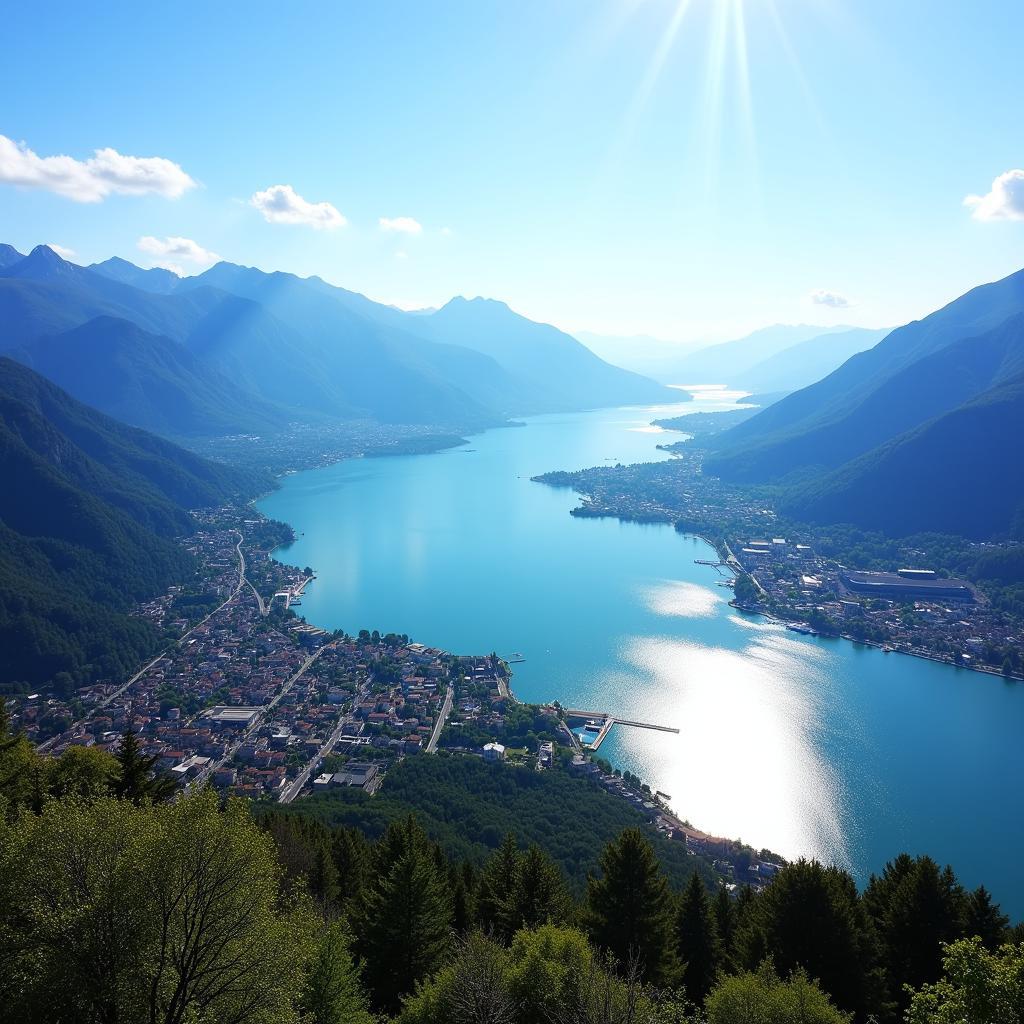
[964,169,1024,222]
[47,243,76,259]
[0,134,195,203]
[250,184,346,229]
[137,235,220,272]
[809,289,853,309]
[379,216,422,234]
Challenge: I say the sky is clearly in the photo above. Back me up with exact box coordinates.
[1,0,1022,342]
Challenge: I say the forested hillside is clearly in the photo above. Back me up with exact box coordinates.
[0,359,265,694]
[280,753,719,892]
[1,732,1020,1024]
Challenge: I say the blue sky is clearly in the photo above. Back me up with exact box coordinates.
[1,0,1022,341]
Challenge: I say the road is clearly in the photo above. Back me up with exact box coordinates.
[37,531,250,753]
[278,712,349,803]
[189,641,333,791]
[425,683,453,753]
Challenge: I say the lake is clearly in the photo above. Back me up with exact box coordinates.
[259,392,1024,917]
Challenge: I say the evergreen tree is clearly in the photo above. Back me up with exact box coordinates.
[675,872,722,1005]
[743,859,883,1020]
[309,841,340,909]
[301,921,374,1024]
[964,885,1010,950]
[477,832,522,940]
[331,826,371,907]
[584,827,678,985]
[713,884,737,971]
[864,854,969,1011]
[356,844,453,1011]
[451,860,477,935]
[112,728,175,804]
[506,844,570,935]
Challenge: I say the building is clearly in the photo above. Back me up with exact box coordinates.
[840,570,974,603]
[329,762,379,789]
[202,706,262,729]
[483,742,506,762]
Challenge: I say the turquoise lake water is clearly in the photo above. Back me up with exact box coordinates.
[259,393,1024,917]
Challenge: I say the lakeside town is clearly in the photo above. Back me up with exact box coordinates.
[7,503,785,892]
[535,445,1024,681]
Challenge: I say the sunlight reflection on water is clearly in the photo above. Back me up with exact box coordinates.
[611,633,849,866]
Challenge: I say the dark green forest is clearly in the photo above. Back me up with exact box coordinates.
[2,712,1022,1024]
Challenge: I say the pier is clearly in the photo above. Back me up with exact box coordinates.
[564,708,680,751]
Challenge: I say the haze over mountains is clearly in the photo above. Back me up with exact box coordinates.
[705,267,1024,538]
[579,323,888,394]
[0,244,673,440]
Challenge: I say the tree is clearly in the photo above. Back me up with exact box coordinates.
[112,727,176,803]
[965,886,1010,950]
[704,964,852,1024]
[506,844,570,935]
[585,827,678,986]
[714,885,737,972]
[906,936,1024,1024]
[864,854,969,1010]
[675,872,722,1005]
[301,921,374,1024]
[355,843,453,1010]
[0,791,316,1024]
[477,832,522,940]
[740,859,882,1019]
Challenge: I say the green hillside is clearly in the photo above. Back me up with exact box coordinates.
[0,358,266,694]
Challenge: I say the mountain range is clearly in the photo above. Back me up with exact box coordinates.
[0,244,673,441]
[706,267,1024,538]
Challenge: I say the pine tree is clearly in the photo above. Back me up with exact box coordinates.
[301,921,373,1024]
[584,827,678,985]
[746,859,883,1020]
[477,832,521,940]
[112,728,175,804]
[864,853,970,1011]
[506,844,570,935]
[714,884,737,971]
[676,872,722,1005]
[331,827,371,907]
[355,845,453,1011]
[964,885,1009,950]
[309,841,340,909]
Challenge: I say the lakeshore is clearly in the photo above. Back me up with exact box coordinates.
[258,400,1024,918]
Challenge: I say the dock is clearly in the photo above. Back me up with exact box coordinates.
[564,708,680,751]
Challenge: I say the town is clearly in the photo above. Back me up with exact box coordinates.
[7,502,785,892]
[535,446,1023,680]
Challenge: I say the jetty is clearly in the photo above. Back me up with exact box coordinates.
[563,708,680,751]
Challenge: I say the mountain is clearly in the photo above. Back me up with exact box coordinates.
[0,243,23,269]
[12,316,292,438]
[413,297,676,411]
[784,370,1024,538]
[0,245,676,433]
[653,324,855,385]
[707,268,1024,484]
[0,358,267,693]
[0,246,244,350]
[176,265,513,426]
[732,327,891,395]
[89,256,181,294]
[178,262,673,416]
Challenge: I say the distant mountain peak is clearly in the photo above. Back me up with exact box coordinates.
[0,242,24,269]
[9,244,73,278]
